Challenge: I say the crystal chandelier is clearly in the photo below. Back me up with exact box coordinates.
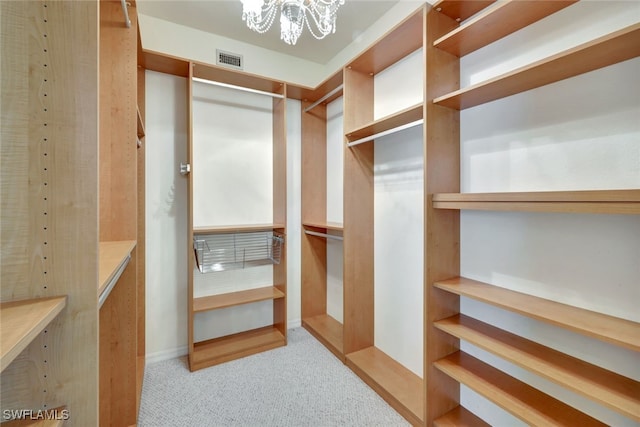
[241,0,345,46]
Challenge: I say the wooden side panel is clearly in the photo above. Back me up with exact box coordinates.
[273,89,287,337]
[301,102,328,319]
[343,68,374,355]
[1,1,99,425]
[424,7,462,425]
[187,64,195,365]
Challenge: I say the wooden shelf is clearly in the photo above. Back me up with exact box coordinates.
[434,1,576,57]
[432,189,640,214]
[434,405,490,427]
[288,69,343,103]
[1,407,67,426]
[136,106,145,138]
[436,314,640,421]
[435,277,640,352]
[432,0,497,22]
[193,223,285,235]
[345,103,423,143]
[434,23,640,110]
[194,286,284,313]
[346,346,423,425]
[190,326,285,371]
[302,221,344,232]
[348,7,424,75]
[141,49,190,77]
[435,351,606,426]
[99,240,136,297]
[1,297,67,372]
[192,59,284,96]
[302,314,344,360]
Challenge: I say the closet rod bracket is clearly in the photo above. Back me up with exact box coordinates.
[180,162,191,175]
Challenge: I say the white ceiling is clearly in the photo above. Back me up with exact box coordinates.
[136,0,401,64]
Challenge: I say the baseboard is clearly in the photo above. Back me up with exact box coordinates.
[288,317,301,329]
[145,345,188,364]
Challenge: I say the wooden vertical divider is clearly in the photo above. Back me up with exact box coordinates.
[342,67,375,355]
[301,101,328,321]
[424,5,463,424]
[187,62,195,368]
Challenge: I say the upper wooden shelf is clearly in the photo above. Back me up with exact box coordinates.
[141,49,190,77]
[303,221,344,232]
[434,1,576,57]
[436,314,640,421]
[435,351,606,426]
[434,23,640,110]
[288,70,343,103]
[193,286,284,313]
[192,60,285,96]
[432,0,497,22]
[348,6,424,75]
[434,406,490,427]
[346,346,424,426]
[1,296,67,372]
[99,240,136,297]
[345,103,423,143]
[136,106,145,138]
[193,223,285,235]
[432,189,640,214]
[435,277,640,352]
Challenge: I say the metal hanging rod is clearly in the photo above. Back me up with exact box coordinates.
[346,119,424,147]
[99,254,130,308]
[304,230,344,241]
[121,0,131,28]
[192,77,285,99]
[303,84,344,113]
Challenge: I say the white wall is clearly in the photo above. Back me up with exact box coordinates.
[458,2,640,425]
[145,72,303,361]
[373,49,424,377]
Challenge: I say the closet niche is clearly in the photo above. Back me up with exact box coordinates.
[186,64,288,372]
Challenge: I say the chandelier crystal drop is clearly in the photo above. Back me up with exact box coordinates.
[241,0,345,46]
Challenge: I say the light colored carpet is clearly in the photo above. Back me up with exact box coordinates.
[138,327,410,426]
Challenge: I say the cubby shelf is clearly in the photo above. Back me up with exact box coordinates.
[346,347,424,426]
[98,240,136,297]
[434,277,640,352]
[193,223,285,235]
[193,286,285,313]
[191,326,285,371]
[302,314,344,360]
[434,351,606,426]
[432,189,640,214]
[344,103,423,144]
[433,406,490,427]
[434,1,576,57]
[432,0,496,22]
[1,297,67,372]
[433,23,640,110]
[435,314,640,421]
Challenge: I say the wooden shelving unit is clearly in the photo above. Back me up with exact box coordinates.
[426,2,640,423]
[432,189,640,214]
[435,277,640,352]
[193,286,284,313]
[433,1,576,57]
[347,347,424,426]
[433,23,640,110]
[434,352,607,426]
[186,61,288,372]
[1,297,67,372]
[191,326,285,371]
[436,314,640,420]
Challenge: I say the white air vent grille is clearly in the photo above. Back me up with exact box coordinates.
[216,49,243,70]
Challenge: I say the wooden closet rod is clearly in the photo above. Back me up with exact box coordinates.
[192,77,285,99]
[304,84,344,113]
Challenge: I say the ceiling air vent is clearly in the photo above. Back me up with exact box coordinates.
[216,49,243,70]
